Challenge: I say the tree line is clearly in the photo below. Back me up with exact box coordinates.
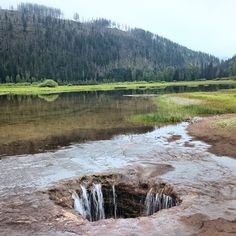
[0,3,235,84]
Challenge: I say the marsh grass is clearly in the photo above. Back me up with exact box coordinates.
[130,89,236,125]
[211,117,236,131]
[0,78,236,95]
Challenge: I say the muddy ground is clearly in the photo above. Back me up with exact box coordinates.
[0,121,235,235]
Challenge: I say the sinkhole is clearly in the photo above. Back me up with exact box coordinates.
[48,174,180,222]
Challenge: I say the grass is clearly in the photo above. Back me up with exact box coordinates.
[211,117,236,132]
[130,88,236,125]
[0,77,236,95]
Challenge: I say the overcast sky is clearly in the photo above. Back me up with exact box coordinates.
[1,0,235,59]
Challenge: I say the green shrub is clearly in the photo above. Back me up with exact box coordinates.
[38,79,58,87]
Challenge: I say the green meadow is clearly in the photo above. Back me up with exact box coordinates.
[0,78,235,95]
[130,89,236,125]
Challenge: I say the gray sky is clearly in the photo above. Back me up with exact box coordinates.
[1,0,235,59]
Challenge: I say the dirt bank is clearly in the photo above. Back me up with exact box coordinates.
[181,214,236,236]
[188,114,236,158]
[0,122,235,235]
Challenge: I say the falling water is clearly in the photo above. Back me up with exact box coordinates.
[112,185,117,219]
[91,183,105,221]
[72,184,105,221]
[72,184,176,221]
[72,186,92,221]
[72,191,85,217]
[144,188,176,216]
[81,185,92,220]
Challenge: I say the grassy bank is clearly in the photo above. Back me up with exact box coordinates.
[130,88,236,125]
[211,116,236,131]
[188,114,236,158]
[0,78,236,95]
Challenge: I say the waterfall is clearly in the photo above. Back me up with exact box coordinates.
[72,186,92,221]
[91,183,105,221]
[112,185,117,219]
[72,184,176,221]
[144,188,176,216]
[72,191,86,218]
[72,184,105,221]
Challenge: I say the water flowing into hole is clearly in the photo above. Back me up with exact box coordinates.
[72,183,177,222]
[144,188,176,216]
[112,184,117,219]
[72,183,105,221]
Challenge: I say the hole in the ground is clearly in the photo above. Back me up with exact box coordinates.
[48,174,180,222]
[72,183,177,221]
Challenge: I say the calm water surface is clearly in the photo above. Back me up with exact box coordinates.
[0,83,235,156]
[0,90,154,156]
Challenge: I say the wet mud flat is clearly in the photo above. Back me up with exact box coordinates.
[0,122,236,235]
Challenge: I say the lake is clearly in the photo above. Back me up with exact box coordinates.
[0,83,235,156]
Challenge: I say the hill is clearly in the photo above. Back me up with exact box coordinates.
[224,56,236,76]
[0,3,226,84]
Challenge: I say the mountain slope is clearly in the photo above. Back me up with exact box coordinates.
[0,4,220,84]
[224,56,236,76]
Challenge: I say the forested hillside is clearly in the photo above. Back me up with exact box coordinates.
[224,56,236,76]
[0,3,232,84]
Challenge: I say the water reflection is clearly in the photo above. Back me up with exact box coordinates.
[0,91,154,156]
[122,83,236,95]
[38,94,59,102]
[0,83,235,156]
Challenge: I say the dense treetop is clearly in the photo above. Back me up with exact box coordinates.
[0,3,234,84]
[224,56,236,76]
